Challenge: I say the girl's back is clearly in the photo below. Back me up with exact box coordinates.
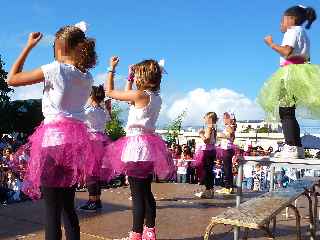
[42,61,93,122]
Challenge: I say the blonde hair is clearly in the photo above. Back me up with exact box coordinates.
[204,112,218,123]
[132,59,162,91]
[55,25,97,73]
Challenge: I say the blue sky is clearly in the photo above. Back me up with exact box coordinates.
[1,0,320,125]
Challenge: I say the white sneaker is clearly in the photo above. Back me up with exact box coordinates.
[194,192,203,198]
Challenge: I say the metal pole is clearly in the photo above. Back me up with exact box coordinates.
[234,159,244,240]
[269,165,275,192]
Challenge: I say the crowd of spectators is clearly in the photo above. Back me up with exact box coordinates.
[0,134,28,204]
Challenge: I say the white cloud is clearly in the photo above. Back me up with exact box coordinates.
[162,88,264,125]
[94,72,127,88]
[11,83,43,100]
[39,34,55,47]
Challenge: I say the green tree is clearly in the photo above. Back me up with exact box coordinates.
[11,99,43,135]
[256,126,269,133]
[165,110,187,144]
[105,103,126,140]
[0,55,14,134]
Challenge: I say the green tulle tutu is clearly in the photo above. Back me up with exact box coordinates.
[257,63,320,121]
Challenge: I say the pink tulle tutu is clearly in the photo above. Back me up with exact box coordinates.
[193,148,216,182]
[215,145,237,160]
[102,134,175,180]
[14,117,112,199]
[88,132,112,182]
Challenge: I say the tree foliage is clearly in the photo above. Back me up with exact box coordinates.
[0,55,14,134]
[165,110,187,144]
[0,55,13,103]
[105,103,126,140]
[10,99,43,135]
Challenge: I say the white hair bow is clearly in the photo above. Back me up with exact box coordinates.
[158,59,167,74]
[75,21,88,33]
[298,4,307,9]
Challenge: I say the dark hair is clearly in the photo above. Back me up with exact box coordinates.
[132,59,162,91]
[91,85,105,104]
[284,5,317,29]
[55,26,97,72]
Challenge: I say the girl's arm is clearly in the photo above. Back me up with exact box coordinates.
[264,35,293,58]
[7,32,44,87]
[217,126,233,139]
[125,65,134,91]
[125,81,133,91]
[199,127,214,144]
[105,57,149,106]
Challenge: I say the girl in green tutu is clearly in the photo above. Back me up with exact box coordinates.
[258,5,318,159]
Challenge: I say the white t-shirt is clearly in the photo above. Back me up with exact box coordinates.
[85,106,111,133]
[280,26,310,65]
[41,61,93,123]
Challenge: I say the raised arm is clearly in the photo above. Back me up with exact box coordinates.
[264,35,293,58]
[105,56,149,106]
[124,65,134,91]
[199,126,214,144]
[7,32,44,87]
[217,125,233,139]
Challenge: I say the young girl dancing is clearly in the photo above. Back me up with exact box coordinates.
[7,22,103,239]
[104,57,175,240]
[79,85,112,212]
[194,112,217,199]
[258,5,319,158]
[216,112,236,195]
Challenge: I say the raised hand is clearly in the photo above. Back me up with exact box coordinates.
[26,32,43,49]
[109,56,120,69]
[264,35,273,46]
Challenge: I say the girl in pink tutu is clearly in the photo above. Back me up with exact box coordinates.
[194,112,217,199]
[216,112,236,195]
[104,57,175,240]
[7,22,98,239]
[79,85,112,212]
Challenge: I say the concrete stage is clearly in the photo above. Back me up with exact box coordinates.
[0,183,318,240]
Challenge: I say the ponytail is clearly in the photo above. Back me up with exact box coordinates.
[305,7,317,29]
[91,85,105,104]
[284,5,317,29]
[55,25,97,73]
[74,38,97,72]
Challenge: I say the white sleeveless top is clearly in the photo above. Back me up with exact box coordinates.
[41,61,93,123]
[126,91,162,136]
[85,106,111,133]
[220,127,234,150]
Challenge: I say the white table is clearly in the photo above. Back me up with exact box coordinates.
[234,157,320,240]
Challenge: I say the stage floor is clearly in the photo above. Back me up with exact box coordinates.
[0,183,318,240]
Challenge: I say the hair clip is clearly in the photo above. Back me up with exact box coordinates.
[75,21,88,33]
[158,59,168,74]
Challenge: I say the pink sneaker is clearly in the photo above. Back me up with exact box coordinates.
[142,226,156,240]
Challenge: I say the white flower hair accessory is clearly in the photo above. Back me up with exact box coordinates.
[74,21,88,33]
[298,4,307,9]
[158,59,167,74]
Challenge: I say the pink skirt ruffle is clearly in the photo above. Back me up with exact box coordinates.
[193,149,216,182]
[102,134,175,179]
[14,118,112,199]
[88,132,112,181]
